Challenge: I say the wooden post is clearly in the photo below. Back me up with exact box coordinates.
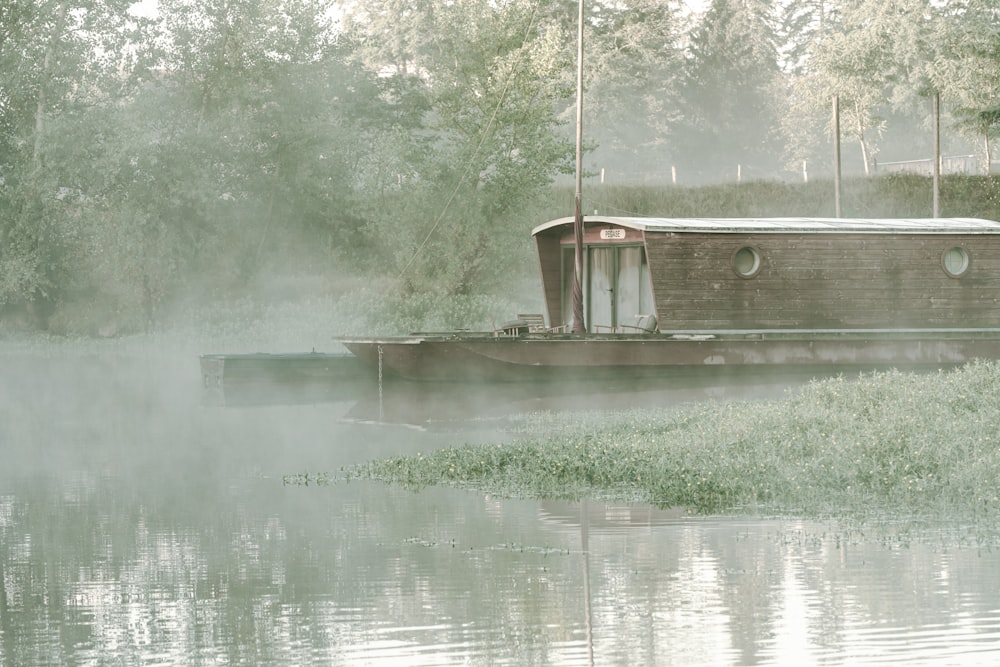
[833,95,842,218]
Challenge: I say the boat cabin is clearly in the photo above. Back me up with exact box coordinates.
[532,216,1000,333]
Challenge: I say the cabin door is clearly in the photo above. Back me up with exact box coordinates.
[562,244,653,332]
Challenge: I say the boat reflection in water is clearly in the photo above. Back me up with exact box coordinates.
[203,357,862,429]
[342,370,820,427]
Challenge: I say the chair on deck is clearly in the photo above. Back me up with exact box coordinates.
[518,314,570,334]
[516,314,548,332]
[622,313,658,333]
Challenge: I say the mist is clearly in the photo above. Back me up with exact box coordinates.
[4,0,1000,661]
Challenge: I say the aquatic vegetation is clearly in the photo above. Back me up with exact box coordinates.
[347,361,1000,524]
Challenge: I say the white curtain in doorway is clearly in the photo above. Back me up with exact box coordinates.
[616,247,640,326]
[589,247,614,332]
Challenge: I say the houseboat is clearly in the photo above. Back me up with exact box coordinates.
[337,215,1000,382]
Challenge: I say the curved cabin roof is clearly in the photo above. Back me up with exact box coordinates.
[532,215,1000,236]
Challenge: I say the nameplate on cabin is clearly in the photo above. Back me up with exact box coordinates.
[600,229,626,240]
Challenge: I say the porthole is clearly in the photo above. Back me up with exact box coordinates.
[942,246,970,278]
[732,246,761,278]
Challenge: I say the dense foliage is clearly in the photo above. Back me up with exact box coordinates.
[340,361,1000,540]
[1,0,998,335]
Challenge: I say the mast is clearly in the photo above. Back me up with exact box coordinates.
[933,92,941,218]
[571,0,586,334]
[833,95,842,218]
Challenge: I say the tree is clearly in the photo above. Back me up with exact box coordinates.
[777,0,838,74]
[673,0,785,183]
[573,0,685,182]
[1,0,394,330]
[343,0,576,297]
[0,0,150,315]
[121,0,384,303]
[783,0,952,177]
[932,0,1000,173]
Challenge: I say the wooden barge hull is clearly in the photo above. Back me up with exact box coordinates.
[338,329,1000,383]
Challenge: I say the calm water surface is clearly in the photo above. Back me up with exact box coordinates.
[3,344,1000,666]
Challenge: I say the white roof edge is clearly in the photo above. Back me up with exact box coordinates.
[532,216,650,235]
[531,216,1000,236]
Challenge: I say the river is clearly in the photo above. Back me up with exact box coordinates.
[2,342,999,665]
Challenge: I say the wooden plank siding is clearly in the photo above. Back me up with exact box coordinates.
[645,233,1000,330]
[534,233,564,328]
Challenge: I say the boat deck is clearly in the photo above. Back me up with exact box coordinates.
[338,327,1000,344]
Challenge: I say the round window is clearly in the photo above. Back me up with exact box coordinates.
[942,246,970,278]
[732,246,761,278]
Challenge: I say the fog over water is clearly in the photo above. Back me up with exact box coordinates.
[3,341,1000,665]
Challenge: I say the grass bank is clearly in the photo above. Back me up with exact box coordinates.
[570,173,1000,220]
[338,362,1000,536]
